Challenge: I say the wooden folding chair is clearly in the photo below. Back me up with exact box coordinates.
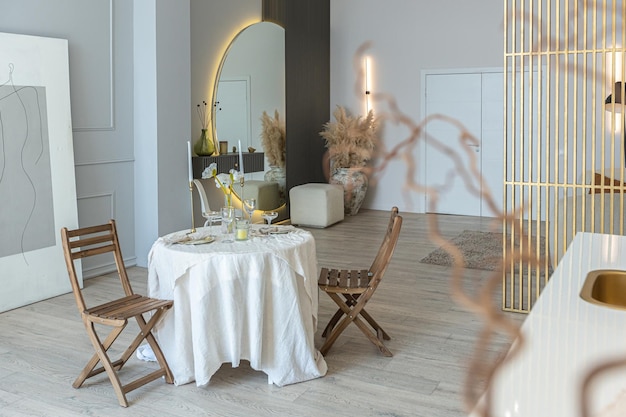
[318,207,402,356]
[60,219,173,407]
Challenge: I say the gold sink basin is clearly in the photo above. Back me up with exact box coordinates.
[580,269,626,311]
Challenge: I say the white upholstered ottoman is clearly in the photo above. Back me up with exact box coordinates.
[232,180,281,210]
[289,183,344,227]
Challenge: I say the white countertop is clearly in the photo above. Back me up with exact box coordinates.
[475,232,626,417]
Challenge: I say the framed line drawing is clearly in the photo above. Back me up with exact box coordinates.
[0,32,79,312]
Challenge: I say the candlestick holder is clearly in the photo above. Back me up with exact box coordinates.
[188,181,196,234]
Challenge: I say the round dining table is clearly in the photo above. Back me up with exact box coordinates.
[147,224,327,387]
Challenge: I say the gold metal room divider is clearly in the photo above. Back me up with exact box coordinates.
[503,0,626,312]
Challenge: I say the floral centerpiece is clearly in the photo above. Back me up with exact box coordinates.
[201,162,243,207]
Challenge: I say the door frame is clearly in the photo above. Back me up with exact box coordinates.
[420,67,504,216]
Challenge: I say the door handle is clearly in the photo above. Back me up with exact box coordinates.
[466,143,480,153]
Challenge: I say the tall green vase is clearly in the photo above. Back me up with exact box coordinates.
[194,129,215,156]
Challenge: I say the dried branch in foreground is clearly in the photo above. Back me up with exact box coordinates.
[350,42,535,417]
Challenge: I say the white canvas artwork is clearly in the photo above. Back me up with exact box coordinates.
[0,32,79,312]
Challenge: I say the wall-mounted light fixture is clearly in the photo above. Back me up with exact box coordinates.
[364,56,372,114]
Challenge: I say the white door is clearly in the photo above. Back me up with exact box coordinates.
[481,72,505,217]
[215,78,251,151]
[425,73,483,216]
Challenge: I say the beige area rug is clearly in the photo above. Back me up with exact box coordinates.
[419,230,553,275]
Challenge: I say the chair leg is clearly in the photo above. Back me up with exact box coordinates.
[74,309,173,407]
[83,322,130,407]
[73,324,126,388]
[352,316,393,357]
[343,294,391,340]
[321,294,360,337]
[321,307,345,337]
[134,309,174,384]
[319,293,357,355]
[322,294,391,341]
[358,308,391,341]
[319,293,392,357]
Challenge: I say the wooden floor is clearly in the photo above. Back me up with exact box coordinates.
[0,210,525,417]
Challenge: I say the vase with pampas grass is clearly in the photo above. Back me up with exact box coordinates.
[319,105,379,215]
[260,110,287,201]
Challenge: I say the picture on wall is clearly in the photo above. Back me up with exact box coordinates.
[0,82,55,259]
[0,32,79,313]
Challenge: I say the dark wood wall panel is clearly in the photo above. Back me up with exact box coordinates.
[285,0,330,191]
[263,0,330,201]
[262,0,286,26]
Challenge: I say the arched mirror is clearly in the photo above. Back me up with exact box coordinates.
[212,21,285,181]
[209,21,287,219]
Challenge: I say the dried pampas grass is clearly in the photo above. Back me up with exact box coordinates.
[320,105,378,168]
[260,110,286,168]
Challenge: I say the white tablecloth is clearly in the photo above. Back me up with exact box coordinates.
[147,225,327,387]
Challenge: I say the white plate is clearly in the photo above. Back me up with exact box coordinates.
[269,229,289,235]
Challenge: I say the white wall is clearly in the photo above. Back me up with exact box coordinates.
[134,0,192,267]
[0,0,264,276]
[190,0,261,136]
[330,0,504,213]
[0,0,506,280]
[0,0,137,276]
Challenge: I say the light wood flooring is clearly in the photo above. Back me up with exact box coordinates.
[0,210,525,417]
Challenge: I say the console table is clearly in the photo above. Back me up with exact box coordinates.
[192,153,265,178]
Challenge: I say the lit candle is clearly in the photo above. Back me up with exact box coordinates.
[236,227,248,240]
[187,141,193,183]
[238,140,244,175]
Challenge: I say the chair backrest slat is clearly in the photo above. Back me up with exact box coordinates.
[67,233,114,249]
[72,244,116,259]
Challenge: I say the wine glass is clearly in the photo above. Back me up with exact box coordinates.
[262,211,278,226]
[221,206,235,242]
[243,198,257,221]
[206,210,221,236]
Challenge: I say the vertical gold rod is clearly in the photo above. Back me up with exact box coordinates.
[619,1,626,235]
[600,0,607,233]
[554,0,563,265]
[580,0,588,270]
[546,0,555,274]
[564,0,571,269]
[189,182,196,234]
[571,0,578,267]
[609,0,617,234]
[510,0,518,310]
[554,1,567,264]
[517,1,526,309]
[502,0,508,311]
[535,0,550,285]
[590,1,597,234]
[529,0,539,305]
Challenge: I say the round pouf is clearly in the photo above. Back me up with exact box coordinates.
[289,183,344,228]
